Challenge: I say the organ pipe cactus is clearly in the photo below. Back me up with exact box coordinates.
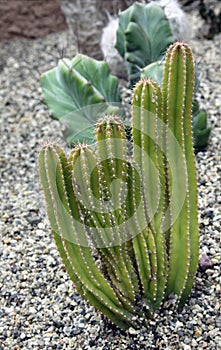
[39,42,199,329]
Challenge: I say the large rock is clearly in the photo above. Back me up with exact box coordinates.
[0,0,67,41]
[59,0,134,59]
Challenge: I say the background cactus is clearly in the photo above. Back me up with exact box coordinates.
[41,1,210,152]
[39,42,199,329]
[141,61,164,86]
[192,101,211,151]
[115,2,174,84]
[40,54,121,145]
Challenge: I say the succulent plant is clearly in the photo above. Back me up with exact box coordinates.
[141,61,165,86]
[40,54,121,145]
[192,102,211,151]
[115,2,174,84]
[39,42,199,329]
[41,2,210,152]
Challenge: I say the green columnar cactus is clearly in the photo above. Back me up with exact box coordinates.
[39,42,199,329]
[161,42,199,304]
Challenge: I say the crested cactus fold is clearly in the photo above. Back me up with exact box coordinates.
[40,54,121,145]
[39,42,199,329]
[115,2,174,84]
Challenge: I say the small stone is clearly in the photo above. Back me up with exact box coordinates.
[26,214,41,225]
[194,326,202,337]
[71,328,82,336]
[20,333,26,340]
[183,345,191,350]
[128,327,140,335]
[199,254,213,271]
[175,321,183,330]
[37,222,45,229]
[215,317,221,328]
[191,339,198,347]
[53,320,64,328]
[78,322,85,329]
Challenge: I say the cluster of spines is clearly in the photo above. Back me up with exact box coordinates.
[39,42,199,329]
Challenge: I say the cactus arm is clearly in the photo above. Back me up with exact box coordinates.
[132,82,156,299]
[162,43,190,298]
[83,288,134,330]
[131,80,154,301]
[124,157,154,300]
[179,45,199,305]
[39,148,87,298]
[141,80,167,308]
[48,211,118,327]
[52,231,85,294]
[38,149,89,303]
[71,144,137,311]
[132,230,151,299]
[94,117,139,306]
[132,78,167,308]
[95,116,129,239]
[52,232,124,331]
[38,147,61,235]
[162,42,199,299]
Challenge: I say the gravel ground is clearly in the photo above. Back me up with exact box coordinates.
[0,12,220,350]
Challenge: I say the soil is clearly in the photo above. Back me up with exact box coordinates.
[0,0,67,41]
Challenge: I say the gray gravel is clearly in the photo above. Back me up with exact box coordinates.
[0,12,220,350]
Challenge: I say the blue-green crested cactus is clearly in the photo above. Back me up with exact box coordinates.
[39,42,199,329]
[40,54,121,145]
[115,2,173,84]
